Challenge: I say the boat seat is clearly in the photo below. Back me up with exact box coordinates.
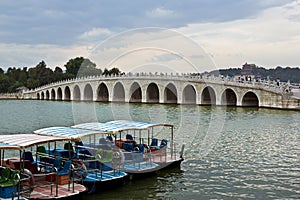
[160,139,168,148]
[58,160,72,176]
[0,169,20,187]
[150,138,160,150]
[150,138,158,146]
[0,167,11,183]
[37,146,50,164]
[126,134,133,141]
[122,142,134,152]
[37,146,46,155]
[53,157,62,171]
[64,143,74,151]
[97,149,113,163]
[75,141,92,158]
[106,135,113,142]
[136,144,145,153]
[22,151,36,165]
[87,161,101,169]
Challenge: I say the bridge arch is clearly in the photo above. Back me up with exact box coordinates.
[83,84,93,101]
[113,82,125,102]
[41,92,45,100]
[164,83,178,104]
[242,91,259,107]
[73,85,81,101]
[51,89,56,100]
[146,83,159,103]
[182,84,196,104]
[221,88,237,106]
[129,82,142,103]
[97,83,109,102]
[201,86,216,105]
[57,87,62,100]
[45,90,50,100]
[64,86,71,101]
[37,93,40,100]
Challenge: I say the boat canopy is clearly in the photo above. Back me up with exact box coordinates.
[34,126,112,139]
[0,134,67,150]
[73,120,173,133]
[0,142,20,150]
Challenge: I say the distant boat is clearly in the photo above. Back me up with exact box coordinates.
[0,134,87,200]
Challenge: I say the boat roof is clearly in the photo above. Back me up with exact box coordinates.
[33,120,173,140]
[0,134,68,150]
[0,142,20,150]
[34,126,112,139]
[73,120,173,133]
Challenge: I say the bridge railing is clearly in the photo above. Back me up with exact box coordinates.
[23,72,289,95]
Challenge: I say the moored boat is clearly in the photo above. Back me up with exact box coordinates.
[0,134,87,200]
[33,127,127,193]
[34,125,161,180]
[73,120,185,171]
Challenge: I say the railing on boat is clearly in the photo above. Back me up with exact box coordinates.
[16,154,79,199]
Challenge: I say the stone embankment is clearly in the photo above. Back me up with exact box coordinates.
[0,93,21,99]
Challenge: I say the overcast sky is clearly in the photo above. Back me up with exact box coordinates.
[0,0,299,73]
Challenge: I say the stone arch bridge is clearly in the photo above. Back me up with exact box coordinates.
[23,73,300,109]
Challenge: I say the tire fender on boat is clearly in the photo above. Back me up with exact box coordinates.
[73,161,88,179]
[23,168,35,185]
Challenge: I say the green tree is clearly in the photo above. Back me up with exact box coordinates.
[102,67,121,76]
[102,68,109,76]
[53,66,64,82]
[0,74,11,93]
[109,67,121,75]
[65,57,101,78]
[27,61,54,88]
[27,78,40,89]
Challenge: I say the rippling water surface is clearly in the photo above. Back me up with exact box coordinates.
[0,100,299,199]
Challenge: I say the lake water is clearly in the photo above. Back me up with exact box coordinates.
[0,100,299,199]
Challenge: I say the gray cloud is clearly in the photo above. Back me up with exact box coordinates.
[0,0,291,45]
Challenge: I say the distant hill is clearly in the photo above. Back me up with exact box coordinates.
[207,64,300,83]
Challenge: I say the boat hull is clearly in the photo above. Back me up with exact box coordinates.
[157,157,184,170]
[82,172,127,193]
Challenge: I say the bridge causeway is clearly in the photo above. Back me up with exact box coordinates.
[21,73,299,110]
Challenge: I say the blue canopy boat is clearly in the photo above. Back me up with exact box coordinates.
[72,120,185,171]
[34,124,162,180]
[33,127,127,193]
[0,134,87,200]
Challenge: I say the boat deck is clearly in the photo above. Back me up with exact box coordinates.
[84,171,127,182]
[151,155,183,168]
[28,181,86,199]
[121,161,158,173]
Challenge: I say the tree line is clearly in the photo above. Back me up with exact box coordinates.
[0,57,121,93]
